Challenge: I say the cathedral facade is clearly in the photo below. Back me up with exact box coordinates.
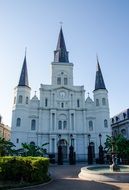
[11,28,111,161]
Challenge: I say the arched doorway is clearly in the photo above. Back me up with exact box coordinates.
[30,141,35,146]
[90,142,95,159]
[58,139,68,160]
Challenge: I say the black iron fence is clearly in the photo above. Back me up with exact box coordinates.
[48,153,129,165]
[48,153,98,163]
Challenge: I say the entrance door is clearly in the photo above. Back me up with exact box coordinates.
[58,139,67,160]
[90,142,95,158]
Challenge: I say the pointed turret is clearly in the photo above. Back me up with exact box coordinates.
[54,27,69,63]
[94,57,106,91]
[12,53,31,148]
[18,54,29,87]
[93,57,111,147]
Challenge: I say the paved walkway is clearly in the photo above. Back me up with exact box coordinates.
[23,164,129,190]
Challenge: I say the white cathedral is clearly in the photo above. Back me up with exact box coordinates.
[11,28,111,161]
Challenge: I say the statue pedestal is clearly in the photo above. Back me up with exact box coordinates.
[110,164,120,172]
[110,154,120,172]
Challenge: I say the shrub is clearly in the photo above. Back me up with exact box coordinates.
[31,158,49,182]
[0,156,49,183]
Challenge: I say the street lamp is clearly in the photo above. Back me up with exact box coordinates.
[87,133,92,164]
[99,133,102,146]
[58,134,61,141]
[69,134,75,164]
[70,134,73,146]
[98,133,104,164]
[57,134,63,165]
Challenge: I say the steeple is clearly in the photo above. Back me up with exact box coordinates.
[94,57,106,91]
[18,53,29,87]
[54,27,69,63]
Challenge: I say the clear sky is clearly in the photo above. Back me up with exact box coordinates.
[0,0,129,126]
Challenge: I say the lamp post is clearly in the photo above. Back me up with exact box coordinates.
[99,133,102,146]
[58,134,61,142]
[57,134,63,165]
[70,134,73,146]
[98,133,104,164]
[88,134,93,164]
[69,134,75,165]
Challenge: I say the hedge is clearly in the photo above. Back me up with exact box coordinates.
[0,156,49,183]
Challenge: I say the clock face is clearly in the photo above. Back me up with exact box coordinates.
[60,91,66,98]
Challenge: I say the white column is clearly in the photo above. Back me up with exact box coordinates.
[83,110,86,133]
[73,134,76,152]
[50,111,52,132]
[52,93,55,108]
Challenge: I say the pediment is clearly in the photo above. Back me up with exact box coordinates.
[52,86,72,91]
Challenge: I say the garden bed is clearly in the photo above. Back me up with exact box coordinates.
[0,156,50,189]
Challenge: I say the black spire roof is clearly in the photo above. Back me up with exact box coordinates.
[18,54,29,87]
[54,27,69,63]
[94,57,106,91]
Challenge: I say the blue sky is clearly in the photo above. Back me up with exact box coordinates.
[0,0,129,126]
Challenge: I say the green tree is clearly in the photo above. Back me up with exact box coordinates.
[0,137,16,156]
[104,134,129,156]
[17,142,49,157]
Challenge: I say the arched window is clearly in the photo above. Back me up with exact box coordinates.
[77,99,80,107]
[45,98,48,107]
[104,119,108,128]
[26,97,29,104]
[64,77,68,85]
[116,116,119,122]
[58,114,67,130]
[71,113,74,130]
[57,77,61,85]
[58,121,62,130]
[123,113,126,119]
[52,138,55,153]
[30,141,35,146]
[63,121,67,129]
[96,99,99,106]
[114,130,117,136]
[102,98,106,105]
[31,119,36,130]
[61,102,64,108]
[18,95,23,103]
[52,113,55,131]
[16,118,21,127]
[89,120,93,131]
[121,129,126,136]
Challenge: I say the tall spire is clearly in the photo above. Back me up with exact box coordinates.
[18,51,29,87]
[94,56,106,91]
[54,27,69,63]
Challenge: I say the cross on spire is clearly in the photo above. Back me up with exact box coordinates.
[59,21,63,27]
[25,47,27,56]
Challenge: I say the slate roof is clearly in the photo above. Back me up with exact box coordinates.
[54,27,69,63]
[18,55,29,87]
[94,58,106,91]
